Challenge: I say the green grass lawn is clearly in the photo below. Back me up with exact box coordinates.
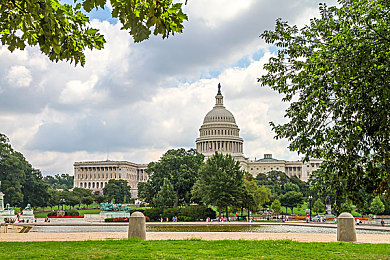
[34,209,102,218]
[0,239,389,259]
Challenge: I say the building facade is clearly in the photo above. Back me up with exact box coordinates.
[73,160,147,198]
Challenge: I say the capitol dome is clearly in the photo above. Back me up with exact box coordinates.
[196,83,244,159]
[203,106,236,124]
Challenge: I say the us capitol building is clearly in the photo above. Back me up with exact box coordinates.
[73,84,322,197]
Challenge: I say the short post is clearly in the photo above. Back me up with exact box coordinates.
[128,211,146,240]
[337,212,357,242]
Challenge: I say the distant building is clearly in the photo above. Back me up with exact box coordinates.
[73,160,147,198]
[195,84,322,181]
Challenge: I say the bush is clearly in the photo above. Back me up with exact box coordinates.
[47,211,57,217]
[144,208,163,221]
[163,207,180,219]
[104,217,129,222]
[177,216,192,222]
[138,206,216,221]
[65,210,79,216]
[179,205,216,221]
[129,208,145,214]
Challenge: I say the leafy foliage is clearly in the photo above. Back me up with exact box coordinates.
[313,198,325,215]
[369,196,385,215]
[280,191,303,214]
[0,133,49,207]
[240,178,271,213]
[192,152,244,218]
[0,0,188,65]
[271,199,281,215]
[260,0,390,210]
[256,171,309,198]
[151,178,175,208]
[103,179,131,203]
[43,174,74,190]
[141,148,204,207]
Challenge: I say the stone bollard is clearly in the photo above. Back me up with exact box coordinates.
[128,211,146,240]
[337,212,357,242]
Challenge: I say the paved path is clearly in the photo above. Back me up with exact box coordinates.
[27,221,390,232]
[1,232,390,243]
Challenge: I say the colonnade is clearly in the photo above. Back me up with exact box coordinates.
[78,181,107,190]
[196,140,243,153]
[76,166,120,181]
[199,128,239,137]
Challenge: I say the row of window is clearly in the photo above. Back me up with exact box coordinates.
[200,128,239,136]
[207,116,234,122]
[250,167,280,171]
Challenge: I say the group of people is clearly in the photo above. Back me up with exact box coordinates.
[160,216,178,222]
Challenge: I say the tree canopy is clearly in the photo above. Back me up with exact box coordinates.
[0,133,49,207]
[192,152,244,218]
[43,174,74,190]
[280,191,303,214]
[1,0,188,65]
[140,148,204,207]
[103,179,131,203]
[259,0,390,210]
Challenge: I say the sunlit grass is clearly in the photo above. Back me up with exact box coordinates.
[0,239,389,259]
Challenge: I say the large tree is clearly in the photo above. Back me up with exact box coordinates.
[241,178,271,215]
[1,0,188,66]
[103,179,131,203]
[192,152,244,218]
[142,148,204,207]
[370,196,385,215]
[151,178,175,208]
[259,0,390,210]
[313,198,325,215]
[0,133,49,207]
[43,174,74,190]
[280,191,303,214]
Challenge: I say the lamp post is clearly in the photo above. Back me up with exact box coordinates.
[60,198,65,210]
[308,195,313,222]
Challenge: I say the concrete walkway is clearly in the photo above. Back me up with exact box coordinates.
[26,220,390,232]
[1,231,390,243]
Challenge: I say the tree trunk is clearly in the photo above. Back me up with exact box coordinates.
[218,206,222,219]
[241,207,243,216]
[225,206,229,221]
[174,189,179,207]
[291,207,294,214]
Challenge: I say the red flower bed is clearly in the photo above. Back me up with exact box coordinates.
[47,216,84,218]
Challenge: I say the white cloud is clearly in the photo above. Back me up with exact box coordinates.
[59,75,108,105]
[7,65,32,88]
[0,0,337,175]
[186,0,254,29]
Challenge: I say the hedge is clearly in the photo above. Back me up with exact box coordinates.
[134,206,216,222]
[47,210,80,217]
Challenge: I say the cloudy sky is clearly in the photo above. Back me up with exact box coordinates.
[0,0,336,175]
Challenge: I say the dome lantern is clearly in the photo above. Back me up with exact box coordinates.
[215,83,223,106]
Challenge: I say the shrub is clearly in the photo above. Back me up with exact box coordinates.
[47,211,57,217]
[144,208,163,221]
[177,216,192,222]
[180,205,216,221]
[129,208,145,214]
[163,207,180,219]
[65,211,80,217]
